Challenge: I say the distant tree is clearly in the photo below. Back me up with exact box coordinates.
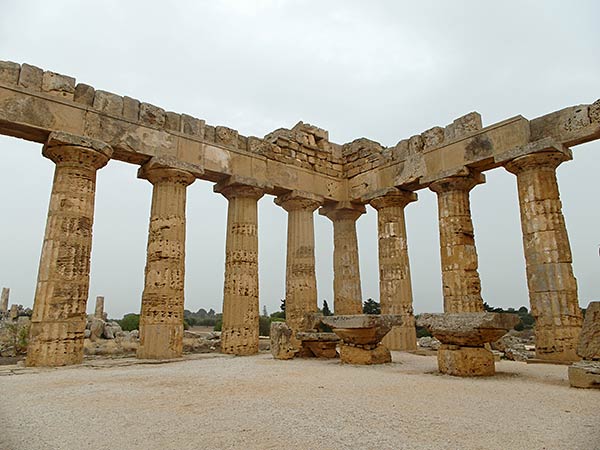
[208,309,216,317]
[119,313,140,331]
[518,306,528,314]
[262,305,268,317]
[363,298,381,315]
[280,298,286,312]
[196,308,208,318]
[322,300,333,316]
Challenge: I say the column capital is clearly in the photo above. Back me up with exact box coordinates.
[368,188,417,210]
[42,131,112,169]
[505,151,570,175]
[138,156,202,186]
[319,201,366,221]
[275,190,323,212]
[429,171,485,194]
[214,175,270,200]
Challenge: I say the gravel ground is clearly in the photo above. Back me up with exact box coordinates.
[0,352,598,450]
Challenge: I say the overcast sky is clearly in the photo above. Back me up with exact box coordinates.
[0,1,598,318]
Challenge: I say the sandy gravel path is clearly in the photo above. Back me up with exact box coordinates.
[0,352,598,450]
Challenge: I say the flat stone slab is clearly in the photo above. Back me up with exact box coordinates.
[416,312,519,346]
[569,360,600,389]
[320,314,403,330]
[577,301,600,360]
[296,332,340,342]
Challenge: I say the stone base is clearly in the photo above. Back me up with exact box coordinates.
[534,348,580,364]
[137,323,183,359]
[301,341,338,358]
[437,344,495,377]
[382,325,417,351]
[568,361,600,389]
[339,344,391,365]
[26,321,85,367]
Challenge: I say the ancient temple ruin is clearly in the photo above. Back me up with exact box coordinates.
[0,61,597,367]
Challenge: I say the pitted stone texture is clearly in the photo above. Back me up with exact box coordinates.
[270,322,296,360]
[339,344,391,365]
[437,344,495,377]
[0,61,20,84]
[320,203,365,315]
[216,180,266,356]
[430,172,486,313]
[577,302,600,360]
[137,166,195,360]
[27,139,112,367]
[506,152,582,362]
[416,312,519,346]
[568,361,600,389]
[41,71,75,100]
[370,188,417,351]
[275,191,322,347]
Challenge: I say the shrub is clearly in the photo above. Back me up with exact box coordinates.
[213,319,222,332]
[259,316,271,336]
[119,313,140,331]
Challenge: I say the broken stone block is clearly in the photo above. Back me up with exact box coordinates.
[74,83,95,106]
[181,114,205,137]
[438,344,495,377]
[296,331,339,358]
[445,112,482,141]
[89,318,105,341]
[18,63,43,90]
[42,71,75,100]
[568,360,600,389]
[577,301,600,360]
[122,96,140,121]
[93,90,124,116]
[270,322,296,360]
[139,102,166,128]
[339,344,391,365]
[0,61,20,85]
[421,126,445,150]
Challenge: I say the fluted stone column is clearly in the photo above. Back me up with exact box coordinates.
[505,151,582,362]
[94,296,105,319]
[137,164,195,360]
[275,191,322,346]
[370,189,418,351]
[27,132,112,367]
[429,172,486,313]
[0,288,9,314]
[320,202,365,315]
[215,179,266,355]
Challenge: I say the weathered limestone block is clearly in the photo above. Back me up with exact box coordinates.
[444,112,482,141]
[89,318,104,341]
[505,151,582,362]
[438,344,495,377]
[421,126,445,150]
[181,114,205,138]
[74,83,95,106]
[0,287,9,313]
[216,126,238,147]
[18,64,43,90]
[139,102,166,128]
[165,111,181,132]
[215,177,269,356]
[26,132,112,367]
[319,202,365,315]
[296,331,340,358]
[122,96,140,121]
[416,312,520,347]
[93,90,124,116]
[429,172,486,313]
[340,344,391,365]
[275,191,322,348]
[270,322,296,360]
[568,361,600,389]
[0,61,20,85]
[577,302,600,360]
[368,188,418,351]
[137,161,196,360]
[42,71,75,100]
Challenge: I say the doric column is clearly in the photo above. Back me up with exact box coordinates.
[0,288,9,314]
[369,188,418,351]
[505,151,582,361]
[26,132,112,367]
[429,172,485,313]
[275,191,322,345]
[215,177,267,355]
[320,202,366,315]
[137,162,196,360]
[94,296,105,319]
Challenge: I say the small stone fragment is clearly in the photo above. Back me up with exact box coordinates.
[270,322,297,360]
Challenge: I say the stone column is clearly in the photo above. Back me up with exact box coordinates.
[137,164,196,360]
[369,189,418,351]
[429,172,486,313]
[26,132,112,367]
[320,202,365,315]
[215,178,266,355]
[505,151,582,362]
[0,288,9,313]
[94,296,105,319]
[275,191,322,346]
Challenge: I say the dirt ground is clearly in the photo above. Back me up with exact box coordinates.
[0,352,598,450]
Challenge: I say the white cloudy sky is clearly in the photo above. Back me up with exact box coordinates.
[0,1,598,318]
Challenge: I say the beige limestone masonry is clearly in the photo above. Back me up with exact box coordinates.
[505,150,583,362]
[137,163,196,359]
[26,132,112,367]
[369,188,417,351]
[215,177,267,356]
[94,296,104,319]
[429,172,486,313]
[0,287,9,313]
[0,61,598,366]
[320,202,365,315]
[275,191,322,348]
